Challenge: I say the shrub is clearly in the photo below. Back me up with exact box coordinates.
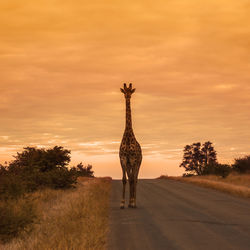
[0,174,27,200]
[8,146,71,173]
[46,168,77,189]
[182,173,195,177]
[233,156,250,173]
[70,163,94,178]
[3,146,80,192]
[0,146,94,243]
[0,198,37,243]
[0,146,93,197]
[0,165,7,175]
[0,167,77,198]
[16,167,78,190]
[202,163,232,178]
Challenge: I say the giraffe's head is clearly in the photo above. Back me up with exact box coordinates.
[120,83,136,99]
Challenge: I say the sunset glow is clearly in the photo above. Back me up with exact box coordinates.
[1,0,250,178]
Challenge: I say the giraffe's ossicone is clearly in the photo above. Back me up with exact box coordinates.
[119,83,142,208]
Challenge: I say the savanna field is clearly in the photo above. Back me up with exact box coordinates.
[159,174,250,199]
[0,146,111,250]
[0,177,111,250]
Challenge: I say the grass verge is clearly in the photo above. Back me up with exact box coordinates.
[1,177,111,250]
[159,174,250,199]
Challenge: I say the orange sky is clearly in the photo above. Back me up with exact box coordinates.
[0,0,250,178]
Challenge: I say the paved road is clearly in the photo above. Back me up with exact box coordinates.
[108,179,250,250]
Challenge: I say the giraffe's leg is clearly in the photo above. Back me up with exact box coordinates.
[128,172,136,208]
[132,177,137,208]
[130,176,137,208]
[129,177,137,208]
[128,177,133,207]
[131,166,140,208]
[120,169,126,209]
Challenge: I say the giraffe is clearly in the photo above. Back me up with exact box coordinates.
[119,83,142,209]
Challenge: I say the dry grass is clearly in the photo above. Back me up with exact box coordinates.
[1,177,111,250]
[160,174,250,199]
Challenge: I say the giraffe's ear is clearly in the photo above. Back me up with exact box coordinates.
[131,88,136,94]
[120,88,125,93]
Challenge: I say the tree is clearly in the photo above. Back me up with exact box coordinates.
[5,146,75,190]
[1,146,97,191]
[8,146,71,173]
[180,141,217,175]
[70,163,94,177]
[201,141,217,166]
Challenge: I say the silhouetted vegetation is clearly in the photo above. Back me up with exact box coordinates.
[180,141,218,176]
[0,172,26,200]
[70,162,94,177]
[9,146,71,173]
[0,146,76,197]
[233,155,250,173]
[0,146,94,243]
[202,163,232,178]
[0,198,36,243]
[180,142,250,178]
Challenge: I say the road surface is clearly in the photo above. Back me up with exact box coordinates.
[108,179,250,250]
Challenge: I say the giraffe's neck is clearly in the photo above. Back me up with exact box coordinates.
[125,98,133,131]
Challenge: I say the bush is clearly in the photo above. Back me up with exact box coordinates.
[2,146,80,192]
[46,168,77,189]
[0,168,78,198]
[0,198,37,243]
[182,173,195,177]
[0,145,93,199]
[202,163,232,178]
[70,163,94,178]
[16,167,78,191]
[0,174,27,200]
[0,146,93,243]
[233,156,250,173]
[8,146,71,173]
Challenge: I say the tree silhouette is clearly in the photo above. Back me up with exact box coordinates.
[5,146,76,190]
[70,162,94,177]
[8,146,71,173]
[201,141,217,167]
[180,141,217,175]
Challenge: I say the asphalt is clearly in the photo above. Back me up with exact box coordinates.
[108,179,250,250]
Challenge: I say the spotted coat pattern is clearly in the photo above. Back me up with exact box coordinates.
[119,83,142,208]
